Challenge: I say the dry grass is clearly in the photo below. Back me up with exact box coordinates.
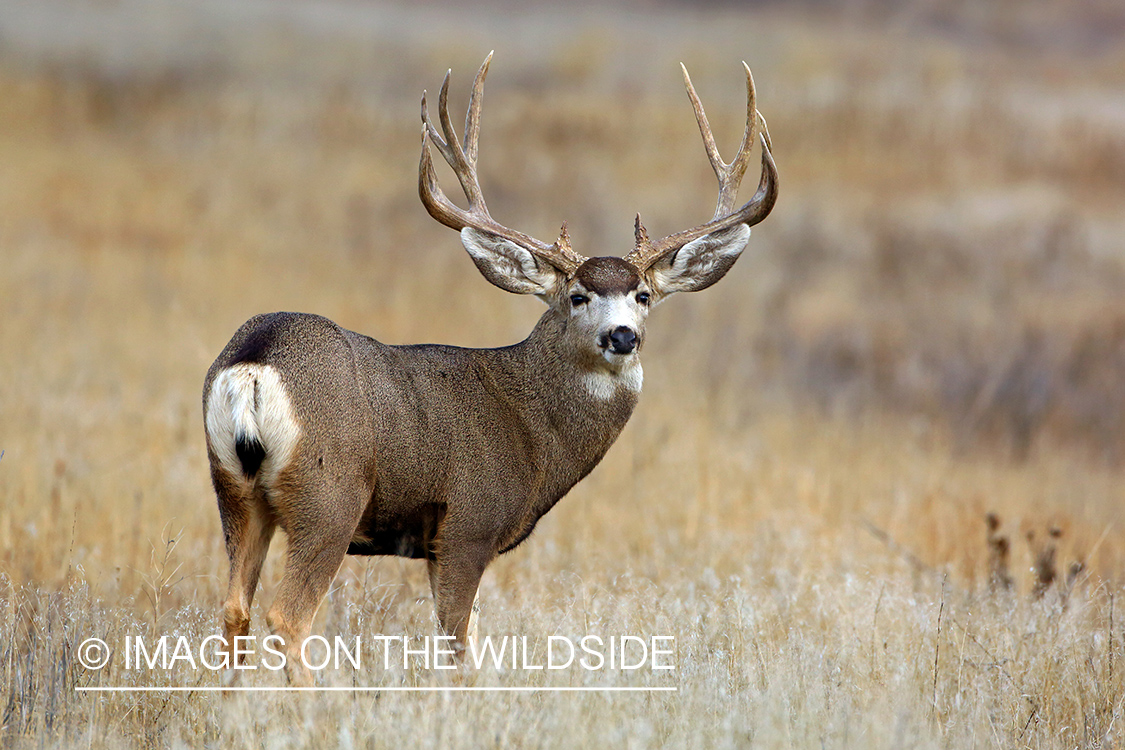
[3,1,1125,747]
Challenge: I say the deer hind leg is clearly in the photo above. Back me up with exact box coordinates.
[213,466,276,687]
[265,475,366,687]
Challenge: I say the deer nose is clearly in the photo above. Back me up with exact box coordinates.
[607,326,637,354]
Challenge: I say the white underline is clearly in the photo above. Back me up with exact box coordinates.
[76,686,677,693]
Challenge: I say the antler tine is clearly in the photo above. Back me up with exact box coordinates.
[436,70,458,157]
[421,77,454,168]
[757,109,772,152]
[437,69,487,210]
[463,51,492,166]
[680,62,758,219]
[418,112,465,231]
[727,62,758,213]
[626,63,777,272]
[680,64,723,184]
[419,54,586,273]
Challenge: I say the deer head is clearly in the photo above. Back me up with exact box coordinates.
[419,52,778,380]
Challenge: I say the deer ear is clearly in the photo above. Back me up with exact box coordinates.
[645,224,750,296]
[461,227,567,299]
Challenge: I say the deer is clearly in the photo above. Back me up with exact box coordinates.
[203,53,777,686]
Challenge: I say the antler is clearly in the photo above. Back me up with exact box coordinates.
[419,52,586,275]
[625,62,778,272]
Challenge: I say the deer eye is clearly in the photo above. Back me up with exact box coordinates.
[636,292,651,305]
[570,294,589,307]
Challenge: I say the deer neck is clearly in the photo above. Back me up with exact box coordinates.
[493,308,641,482]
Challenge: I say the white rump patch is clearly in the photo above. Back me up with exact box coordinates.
[583,361,643,401]
[205,363,301,491]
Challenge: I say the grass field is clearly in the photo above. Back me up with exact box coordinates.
[3,0,1125,746]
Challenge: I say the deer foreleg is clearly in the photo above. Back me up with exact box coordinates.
[430,541,492,656]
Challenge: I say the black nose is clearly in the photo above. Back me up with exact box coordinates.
[607,326,637,354]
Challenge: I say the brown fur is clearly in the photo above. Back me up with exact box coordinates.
[575,257,641,295]
[203,303,639,684]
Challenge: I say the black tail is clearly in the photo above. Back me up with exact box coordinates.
[235,434,266,477]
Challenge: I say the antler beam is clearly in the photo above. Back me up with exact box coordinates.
[625,62,778,272]
[419,52,586,274]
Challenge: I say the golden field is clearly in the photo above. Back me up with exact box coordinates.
[3,1,1125,746]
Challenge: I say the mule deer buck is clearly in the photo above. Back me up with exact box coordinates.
[204,53,777,685]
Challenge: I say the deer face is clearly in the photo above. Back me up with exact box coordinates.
[564,256,650,370]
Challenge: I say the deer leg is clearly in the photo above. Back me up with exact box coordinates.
[214,470,276,687]
[265,533,353,686]
[427,557,440,603]
[265,479,365,687]
[431,541,492,656]
[428,557,481,643]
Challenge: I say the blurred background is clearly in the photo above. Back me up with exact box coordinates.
[5,0,1125,625]
[5,0,1125,464]
[4,0,1123,518]
[2,0,1125,744]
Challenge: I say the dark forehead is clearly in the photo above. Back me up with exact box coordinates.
[574,256,641,295]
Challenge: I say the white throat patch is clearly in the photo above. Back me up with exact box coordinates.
[582,361,643,401]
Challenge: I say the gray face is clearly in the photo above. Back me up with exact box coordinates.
[561,257,651,372]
